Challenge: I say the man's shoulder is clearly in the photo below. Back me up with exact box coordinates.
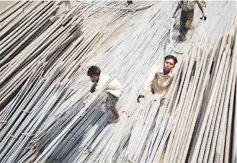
[101,73,121,85]
[97,73,111,86]
[169,69,177,78]
[100,73,111,80]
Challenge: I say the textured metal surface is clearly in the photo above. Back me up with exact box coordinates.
[0,1,236,163]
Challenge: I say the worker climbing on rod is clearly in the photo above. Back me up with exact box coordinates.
[87,66,123,123]
[137,55,177,104]
[172,0,207,41]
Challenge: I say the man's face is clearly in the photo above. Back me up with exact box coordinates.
[164,59,175,72]
[90,75,99,83]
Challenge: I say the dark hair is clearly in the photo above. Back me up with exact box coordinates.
[87,66,101,76]
[164,55,178,64]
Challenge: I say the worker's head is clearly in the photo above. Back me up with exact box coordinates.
[87,66,101,83]
[163,55,177,73]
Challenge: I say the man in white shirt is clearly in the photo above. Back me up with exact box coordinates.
[172,0,207,41]
[87,66,123,123]
[137,55,178,104]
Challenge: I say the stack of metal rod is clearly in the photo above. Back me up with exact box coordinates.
[160,19,237,163]
[0,1,160,162]
[0,1,236,163]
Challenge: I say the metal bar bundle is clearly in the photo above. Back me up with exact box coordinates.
[0,1,236,163]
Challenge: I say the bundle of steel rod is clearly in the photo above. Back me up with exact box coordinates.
[0,1,236,163]
[0,1,159,162]
[162,20,236,163]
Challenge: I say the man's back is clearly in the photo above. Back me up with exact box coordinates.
[96,73,123,98]
[179,0,196,11]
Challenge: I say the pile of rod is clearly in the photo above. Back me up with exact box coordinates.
[161,19,236,163]
[0,1,236,162]
[0,1,160,162]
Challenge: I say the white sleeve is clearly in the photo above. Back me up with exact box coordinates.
[140,66,159,96]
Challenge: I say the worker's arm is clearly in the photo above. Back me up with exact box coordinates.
[196,1,207,20]
[139,67,159,96]
[139,81,152,97]
[172,3,181,18]
[137,66,159,102]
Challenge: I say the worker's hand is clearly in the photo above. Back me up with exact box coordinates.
[200,15,207,21]
[137,95,145,103]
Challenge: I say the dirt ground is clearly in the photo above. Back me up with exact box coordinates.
[0,1,14,12]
